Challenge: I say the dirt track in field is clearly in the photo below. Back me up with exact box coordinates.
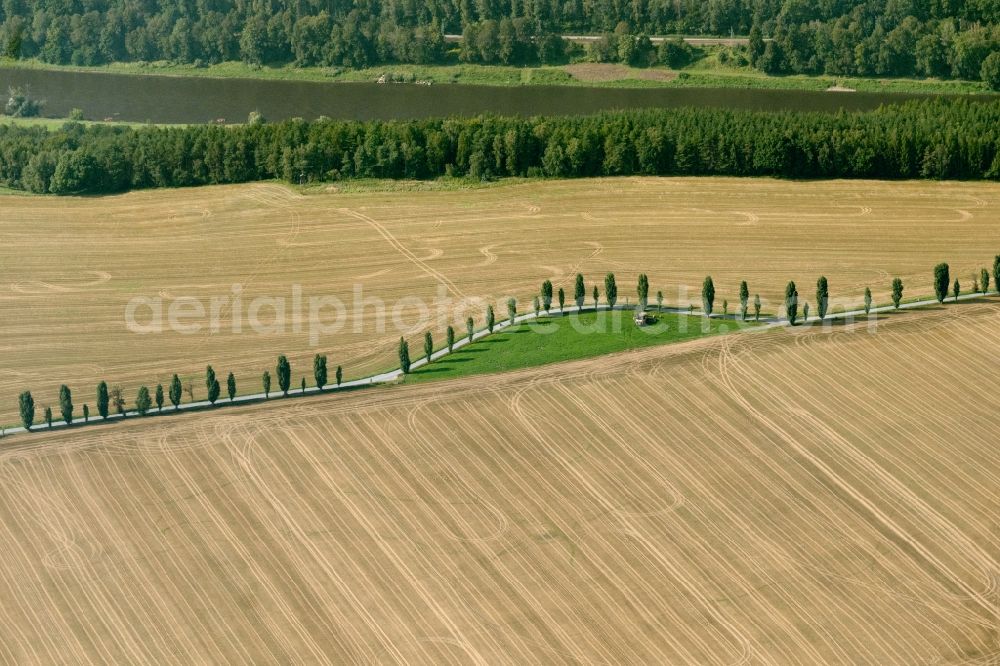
[1,302,998,663]
[1,177,998,424]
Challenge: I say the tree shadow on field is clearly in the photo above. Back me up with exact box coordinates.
[413,366,453,374]
[794,302,963,329]
[795,317,875,329]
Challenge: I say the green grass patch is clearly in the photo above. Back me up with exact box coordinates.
[0,57,578,87]
[1,57,344,83]
[0,116,175,130]
[671,68,989,95]
[407,309,757,384]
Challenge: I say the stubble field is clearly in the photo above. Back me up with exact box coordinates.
[0,301,998,663]
[1,177,998,424]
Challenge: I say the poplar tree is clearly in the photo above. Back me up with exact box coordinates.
[313,354,328,389]
[637,273,649,310]
[136,386,151,416]
[97,380,110,419]
[277,355,291,395]
[227,373,236,400]
[574,273,586,308]
[541,280,553,312]
[980,268,989,294]
[155,384,164,410]
[753,294,761,321]
[169,374,182,409]
[486,305,495,332]
[507,297,516,324]
[816,276,829,320]
[424,330,434,362]
[656,290,664,312]
[262,370,271,398]
[864,287,872,314]
[953,278,960,301]
[739,281,749,320]
[446,325,455,351]
[466,316,475,342]
[592,286,599,309]
[59,385,73,425]
[207,377,220,404]
[891,278,903,308]
[785,281,799,325]
[934,263,950,303]
[19,391,34,430]
[399,338,411,373]
[558,288,565,310]
[604,273,617,308]
[702,276,715,316]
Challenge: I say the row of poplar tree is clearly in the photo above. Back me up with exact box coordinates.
[775,259,999,326]
[397,257,1000,374]
[12,259,998,434]
[15,354,342,433]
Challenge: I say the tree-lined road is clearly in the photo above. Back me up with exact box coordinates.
[4,289,995,438]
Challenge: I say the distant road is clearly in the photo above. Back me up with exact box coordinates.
[444,34,749,46]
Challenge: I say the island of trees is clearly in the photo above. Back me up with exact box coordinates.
[11,258,998,436]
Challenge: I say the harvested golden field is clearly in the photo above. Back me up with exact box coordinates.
[1,177,999,424]
[1,302,998,663]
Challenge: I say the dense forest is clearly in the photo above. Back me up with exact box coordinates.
[0,1,997,84]
[751,7,1000,83]
[0,99,997,195]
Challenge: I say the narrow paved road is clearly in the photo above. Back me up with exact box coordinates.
[443,34,749,46]
[2,290,994,438]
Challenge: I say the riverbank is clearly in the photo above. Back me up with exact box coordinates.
[1,57,991,96]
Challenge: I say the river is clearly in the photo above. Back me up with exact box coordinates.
[0,66,981,124]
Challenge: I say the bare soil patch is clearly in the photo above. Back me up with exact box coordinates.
[563,63,678,82]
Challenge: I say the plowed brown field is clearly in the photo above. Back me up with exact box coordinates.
[1,302,998,663]
[1,177,998,426]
